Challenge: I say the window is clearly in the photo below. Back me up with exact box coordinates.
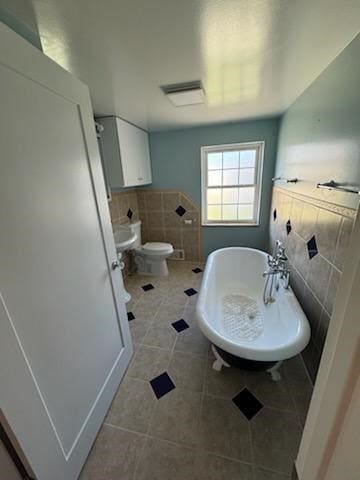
[201,142,264,225]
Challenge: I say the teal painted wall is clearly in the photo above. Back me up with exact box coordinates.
[275,33,360,209]
[0,5,42,50]
[149,118,280,257]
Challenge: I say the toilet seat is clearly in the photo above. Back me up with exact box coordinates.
[142,242,173,256]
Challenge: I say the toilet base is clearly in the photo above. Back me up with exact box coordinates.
[133,255,169,276]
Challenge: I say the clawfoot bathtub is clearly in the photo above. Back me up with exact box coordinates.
[196,247,310,381]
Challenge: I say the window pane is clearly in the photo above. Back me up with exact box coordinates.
[222,205,238,220]
[222,188,238,204]
[208,205,222,220]
[223,169,239,186]
[238,187,255,203]
[208,170,222,186]
[239,168,255,185]
[238,204,254,220]
[207,188,222,204]
[208,152,222,170]
[223,151,239,169]
[240,150,256,168]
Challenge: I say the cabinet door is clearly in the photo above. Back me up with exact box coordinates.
[116,118,152,186]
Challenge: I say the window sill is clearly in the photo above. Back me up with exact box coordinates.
[202,222,260,227]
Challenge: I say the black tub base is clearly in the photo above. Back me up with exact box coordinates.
[211,344,283,381]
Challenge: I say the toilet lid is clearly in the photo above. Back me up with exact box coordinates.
[142,242,173,255]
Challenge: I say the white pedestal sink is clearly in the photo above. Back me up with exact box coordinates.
[113,224,137,303]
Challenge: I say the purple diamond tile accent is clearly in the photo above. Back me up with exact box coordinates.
[192,267,203,274]
[286,220,292,235]
[184,288,197,297]
[273,209,277,221]
[232,388,263,420]
[127,208,133,220]
[150,372,175,399]
[307,235,318,259]
[175,205,186,217]
[142,283,155,292]
[127,311,135,321]
[171,319,190,333]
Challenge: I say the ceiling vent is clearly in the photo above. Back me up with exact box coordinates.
[161,81,205,107]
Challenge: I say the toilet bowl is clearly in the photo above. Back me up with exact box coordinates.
[129,221,174,276]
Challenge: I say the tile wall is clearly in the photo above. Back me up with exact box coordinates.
[270,187,356,383]
[137,190,201,262]
[109,189,201,274]
[109,190,139,275]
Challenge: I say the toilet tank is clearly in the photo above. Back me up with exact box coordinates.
[129,220,142,248]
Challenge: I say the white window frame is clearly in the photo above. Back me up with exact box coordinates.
[201,141,264,226]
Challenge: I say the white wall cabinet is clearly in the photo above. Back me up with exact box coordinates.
[97,116,152,188]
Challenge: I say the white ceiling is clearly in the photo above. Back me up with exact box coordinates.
[17,0,360,130]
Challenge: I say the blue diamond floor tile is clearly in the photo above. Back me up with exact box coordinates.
[184,288,197,297]
[142,283,155,292]
[171,319,190,333]
[232,388,263,420]
[150,372,176,399]
[192,267,203,274]
[127,311,135,321]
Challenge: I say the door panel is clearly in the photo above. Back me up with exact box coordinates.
[0,22,132,479]
[0,441,22,480]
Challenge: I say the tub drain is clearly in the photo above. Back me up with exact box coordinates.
[222,294,263,341]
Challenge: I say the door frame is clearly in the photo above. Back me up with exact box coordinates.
[0,21,132,479]
[296,204,360,479]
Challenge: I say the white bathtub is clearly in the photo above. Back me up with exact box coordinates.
[196,247,310,363]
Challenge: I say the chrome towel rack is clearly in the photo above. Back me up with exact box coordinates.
[316,180,360,195]
[272,176,299,183]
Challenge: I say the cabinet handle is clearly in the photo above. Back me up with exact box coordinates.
[138,177,143,181]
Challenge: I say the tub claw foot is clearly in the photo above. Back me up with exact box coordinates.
[267,360,283,382]
[212,359,223,371]
[211,345,230,372]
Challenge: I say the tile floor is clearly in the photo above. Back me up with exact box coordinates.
[80,261,313,480]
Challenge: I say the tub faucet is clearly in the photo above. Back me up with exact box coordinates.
[263,241,290,304]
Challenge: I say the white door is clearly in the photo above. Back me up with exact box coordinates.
[0,23,132,480]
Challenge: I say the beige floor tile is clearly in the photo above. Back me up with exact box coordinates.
[198,395,252,462]
[127,345,171,381]
[134,295,162,315]
[288,381,313,416]
[182,305,198,326]
[155,303,185,320]
[251,407,302,475]
[128,316,151,344]
[195,452,253,480]
[134,437,197,480]
[168,351,206,392]
[142,323,177,350]
[79,424,145,480]
[253,467,291,480]
[105,377,156,434]
[246,371,296,412]
[204,358,247,398]
[152,310,184,327]
[149,387,202,446]
[283,356,311,385]
[174,324,210,357]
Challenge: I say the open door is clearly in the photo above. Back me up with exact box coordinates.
[296,205,360,479]
[0,22,132,479]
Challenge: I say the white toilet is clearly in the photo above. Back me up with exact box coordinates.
[129,220,174,276]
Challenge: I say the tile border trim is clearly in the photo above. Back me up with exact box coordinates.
[274,186,357,220]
